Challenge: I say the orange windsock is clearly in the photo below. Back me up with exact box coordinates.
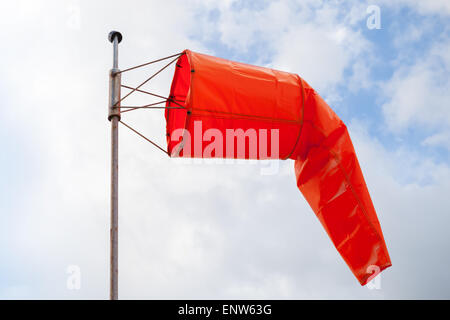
[165,49,391,285]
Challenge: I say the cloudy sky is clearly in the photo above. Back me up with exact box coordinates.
[0,0,449,299]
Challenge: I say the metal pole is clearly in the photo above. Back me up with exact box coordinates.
[108,30,122,300]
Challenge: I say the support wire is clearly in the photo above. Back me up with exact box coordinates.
[119,120,169,156]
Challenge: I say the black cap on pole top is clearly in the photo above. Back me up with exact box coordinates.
[108,31,123,43]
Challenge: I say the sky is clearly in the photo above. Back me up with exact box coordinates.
[0,0,449,299]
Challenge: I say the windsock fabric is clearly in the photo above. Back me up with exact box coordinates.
[165,49,391,285]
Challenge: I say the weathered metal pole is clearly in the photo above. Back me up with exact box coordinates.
[108,30,122,300]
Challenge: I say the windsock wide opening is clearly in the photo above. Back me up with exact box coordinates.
[165,49,305,159]
[165,50,191,156]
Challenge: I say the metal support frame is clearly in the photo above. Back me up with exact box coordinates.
[108,30,122,300]
[106,31,181,299]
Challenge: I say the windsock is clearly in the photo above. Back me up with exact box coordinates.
[165,50,391,285]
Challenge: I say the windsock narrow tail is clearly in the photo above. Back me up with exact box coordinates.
[293,80,391,285]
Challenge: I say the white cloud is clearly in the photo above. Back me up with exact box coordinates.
[422,131,450,151]
[200,0,374,100]
[1,0,449,300]
[381,38,450,133]
[382,0,450,16]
